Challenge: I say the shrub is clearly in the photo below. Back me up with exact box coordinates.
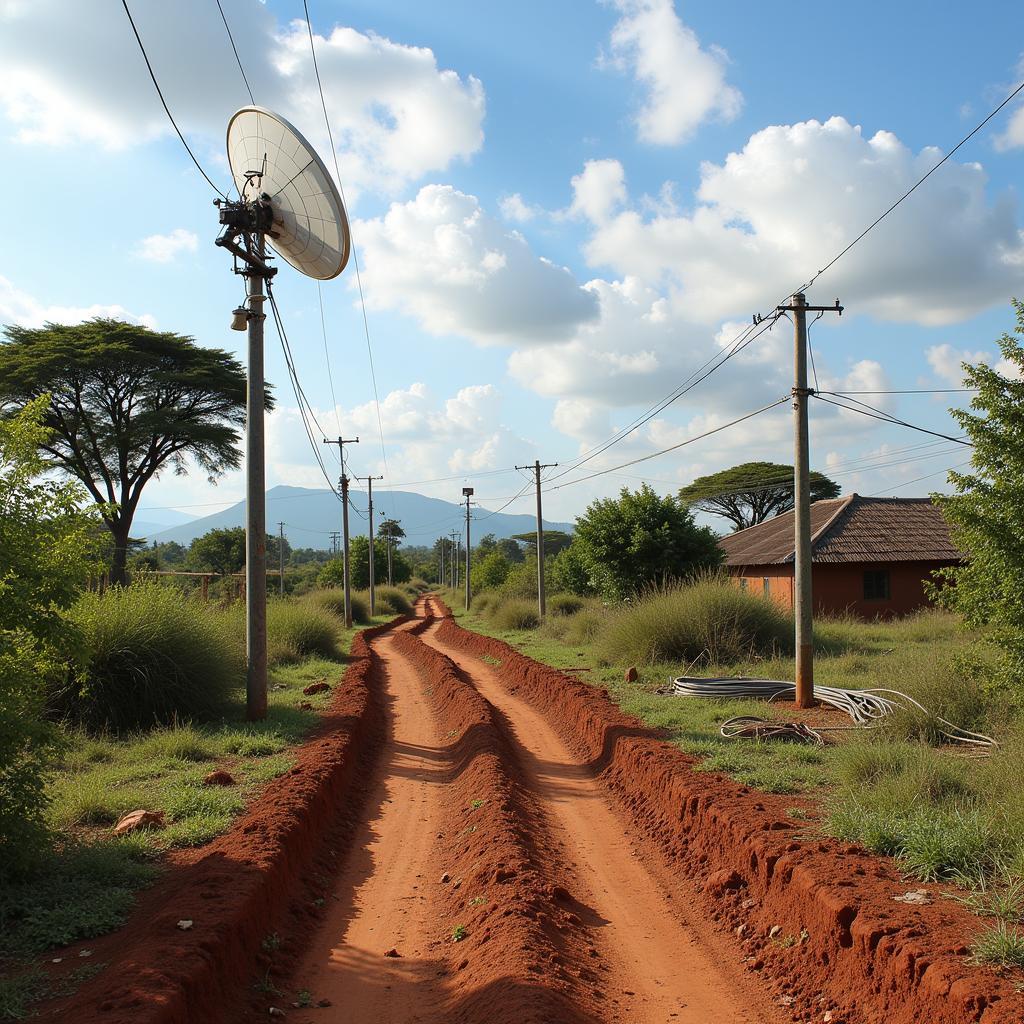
[52,583,243,733]
[409,577,430,593]
[597,577,792,666]
[0,399,101,876]
[266,600,340,662]
[349,591,371,624]
[561,607,612,646]
[374,586,413,616]
[492,599,541,631]
[303,588,347,618]
[471,592,495,615]
[548,593,586,617]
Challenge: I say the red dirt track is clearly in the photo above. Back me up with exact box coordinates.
[44,597,1024,1023]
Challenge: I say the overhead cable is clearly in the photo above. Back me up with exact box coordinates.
[813,393,973,446]
[120,0,228,198]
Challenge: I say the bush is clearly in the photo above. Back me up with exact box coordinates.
[53,583,243,733]
[0,400,101,876]
[408,577,430,593]
[597,577,793,666]
[471,592,495,615]
[374,586,413,616]
[548,593,586,617]
[492,599,541,631]
[561,606,612,647]
[304,587,371,626]
[266,600,340,663]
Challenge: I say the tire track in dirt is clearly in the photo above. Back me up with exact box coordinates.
[284,620,451,1021]
[418,599,779,1024]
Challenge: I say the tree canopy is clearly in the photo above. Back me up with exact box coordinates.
[679,461,841,531]
[0,319,265,583]
[512,529,573,557]
[931,300,1024,688]
[572,485,722,599]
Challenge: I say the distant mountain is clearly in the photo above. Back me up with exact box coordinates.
[148,485,573,549]
[132,506,200,540]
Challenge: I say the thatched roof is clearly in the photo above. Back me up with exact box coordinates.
[718,495,963,566]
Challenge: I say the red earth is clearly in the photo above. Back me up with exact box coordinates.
[37,597,1024,1023]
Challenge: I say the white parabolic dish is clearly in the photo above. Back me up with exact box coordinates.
[226,106,350,281]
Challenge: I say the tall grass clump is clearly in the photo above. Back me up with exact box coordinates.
[266,600,340,663]
[303,588,347,618]
[597,577,792,666]
[548,593,586,617]
[53,583,243,732]
[492,599,540,631]
[471,592,496,616]
[374,585,414,616]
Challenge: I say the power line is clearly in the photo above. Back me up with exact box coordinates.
[214,0,254,104]
[798,77,1024,293]
[828,388,977,395]
[550,397,791,491]
[316,282,344,442]
[866,459,973,497]
[812,393,973,447]
[301,0,394,518]
[120,0,227,198]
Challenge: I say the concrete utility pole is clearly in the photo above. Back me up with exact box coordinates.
[358,476,384,614]
[462,488,474,611]
[517,460,558,618]
[323,436,359,627]
[329,531,340,556]
[277,522,285,597]
[243,236,269,722]
[776,292,843,708]
[439,536,445,588]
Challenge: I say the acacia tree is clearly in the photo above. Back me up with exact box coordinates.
[0,319,265,584]
[679,461,841,531]
[931,300,1024,689]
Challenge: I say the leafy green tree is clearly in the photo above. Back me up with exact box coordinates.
[318,557,345,588]
[931,301,1024,689]
[573,485,722,599]
[548,541,594,597]
[189,527,246,575]
[679,461,841,531]
[0,399,100,876]
[471,550,511,592]
[0,319,264,584]
[339,535,411,589]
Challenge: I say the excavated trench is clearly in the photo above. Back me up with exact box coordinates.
[44,597,1024,1023]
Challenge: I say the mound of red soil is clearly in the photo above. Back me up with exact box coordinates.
[433,608,1023,1024]
[38,620,400,1024]
[388,622,603,1023]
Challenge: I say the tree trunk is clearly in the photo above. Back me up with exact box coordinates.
[109,521,131,586]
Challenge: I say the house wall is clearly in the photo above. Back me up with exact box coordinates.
[728,560,956,619]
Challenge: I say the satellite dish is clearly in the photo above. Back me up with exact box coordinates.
[225,106,350,280]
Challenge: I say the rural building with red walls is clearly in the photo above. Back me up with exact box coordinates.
[717,494,963,619]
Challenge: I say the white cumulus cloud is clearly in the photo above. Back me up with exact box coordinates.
[354,184,598,346]
[0,276,156,329]
[0,1,484,199]
[602,0,741,145]
[134,228,198,264]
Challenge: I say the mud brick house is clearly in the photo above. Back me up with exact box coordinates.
[717,494,963,619]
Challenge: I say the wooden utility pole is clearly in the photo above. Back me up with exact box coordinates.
[277,521,285,597]
[357,475,384,614]
[439,536,445,588]
[517,460,557,618]
[323,436,359,626]
[776,293,843,708]
[449,531,459,590]
[462,488,474,611]
[329,531,340,556]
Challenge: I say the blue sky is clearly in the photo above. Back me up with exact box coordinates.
[2,0,1023,538]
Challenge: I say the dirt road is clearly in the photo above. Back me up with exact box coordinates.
[284,602,779,1024]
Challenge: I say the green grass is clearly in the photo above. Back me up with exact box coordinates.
[971,921,1024,968]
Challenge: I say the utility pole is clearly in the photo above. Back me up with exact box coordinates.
[776,293,843,708]
[357,475,384,614]
[323,436,359,627]
[439,536,445,588]
[449,531,459,591]
[517,460,557,618]
[242,235,270,722]
[462,488,474,611]
[277,522,285,597]
[329,531,340,556]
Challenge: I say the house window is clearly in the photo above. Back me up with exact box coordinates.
[739,577,748,591]
[762,577,771,596]
[864,570,890,600]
